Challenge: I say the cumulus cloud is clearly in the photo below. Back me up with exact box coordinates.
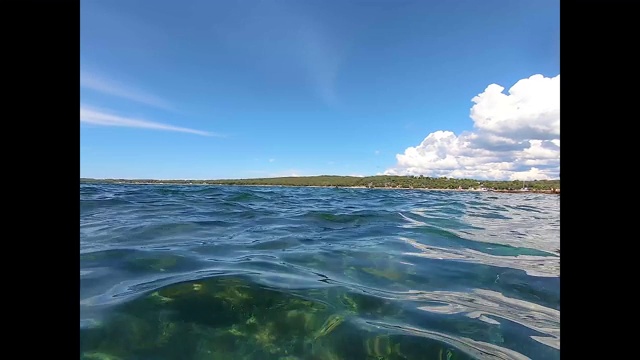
[80,106,215,136]
[385,74,560,180]
[470,75,559,141]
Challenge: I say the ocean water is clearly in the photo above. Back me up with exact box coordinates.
[80,184,560,360]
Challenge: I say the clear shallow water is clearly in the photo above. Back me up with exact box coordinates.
[80,184,560,360]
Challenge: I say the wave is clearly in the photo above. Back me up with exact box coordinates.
[80,184,560,359]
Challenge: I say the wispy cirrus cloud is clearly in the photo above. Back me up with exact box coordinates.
[207,2,349,108]
[80,70,173,110]
[80,106,216,137]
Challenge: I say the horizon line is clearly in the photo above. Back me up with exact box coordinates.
[80,175,560,182]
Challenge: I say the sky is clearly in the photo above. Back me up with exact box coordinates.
[80,0,559,181]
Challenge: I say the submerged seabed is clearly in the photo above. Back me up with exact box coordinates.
[80,184,559,360]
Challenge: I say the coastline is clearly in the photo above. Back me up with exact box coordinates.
[81,181,559,195]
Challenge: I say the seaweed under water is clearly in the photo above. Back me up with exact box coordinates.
[81,275,487,360]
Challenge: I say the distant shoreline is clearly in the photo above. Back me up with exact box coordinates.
[80,178,559,195]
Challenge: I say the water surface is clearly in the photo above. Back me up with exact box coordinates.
[80,184,559,359]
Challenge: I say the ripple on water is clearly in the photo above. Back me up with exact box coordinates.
[81,184,559,359]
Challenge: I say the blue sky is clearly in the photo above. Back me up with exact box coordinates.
[80,0,560,180]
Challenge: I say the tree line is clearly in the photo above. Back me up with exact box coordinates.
[81,175,560,191]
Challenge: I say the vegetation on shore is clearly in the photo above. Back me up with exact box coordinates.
[81,175,559,193]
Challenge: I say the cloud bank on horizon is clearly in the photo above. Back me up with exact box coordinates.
[384,74,560,181]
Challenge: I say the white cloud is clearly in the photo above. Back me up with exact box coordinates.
[80,106,215,136]
[269,170,307,177]
[385,74,560,180]
[81,70,172,110]
[269,158,276,163]
[509,167,550,181]
[519,140,558,160]
[470,74,559,141]
[374,150,381,155]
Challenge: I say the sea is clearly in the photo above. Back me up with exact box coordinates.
[80,183,560,360]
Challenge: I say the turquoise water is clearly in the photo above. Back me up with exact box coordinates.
[80,184,559,360]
